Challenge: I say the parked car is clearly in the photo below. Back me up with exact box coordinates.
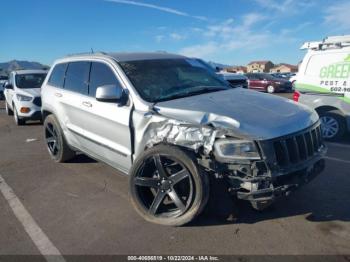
[294,35,350,141]
[0,76,8,100]
[41,52,326,226]
[0,86,4,100]
[218,72,248,89]
[271,72,296,80]
[193,58,248,88]
[290,74,298,90]
[245,73,292,93]
[0,82,5,100]
[4,70,47,125]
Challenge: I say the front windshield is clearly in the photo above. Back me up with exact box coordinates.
[15,73,46,89]
[119,58,230,103]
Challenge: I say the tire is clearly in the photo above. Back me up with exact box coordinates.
[13,106,25,125]
[43,114,75,162]
[267,85,275,93]
[5,102,13,116]
[129,144,209,226]
[319,110,346,141]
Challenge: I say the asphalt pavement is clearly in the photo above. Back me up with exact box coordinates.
[0,97,349,258]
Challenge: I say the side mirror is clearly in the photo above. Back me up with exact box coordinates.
[96,84,125,103]
[5,83,13,89]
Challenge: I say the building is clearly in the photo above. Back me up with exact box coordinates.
[225,66,247,74]
[247,61,274,73]
[270,63,298,73]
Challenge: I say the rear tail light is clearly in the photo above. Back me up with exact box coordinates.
[293,91,300,102]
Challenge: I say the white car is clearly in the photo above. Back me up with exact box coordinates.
[4,70,47,125]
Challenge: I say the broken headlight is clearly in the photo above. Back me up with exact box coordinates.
[214,139,261,161]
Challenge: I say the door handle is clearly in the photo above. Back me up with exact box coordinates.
[82,101,92,108]
[55,93,62,97]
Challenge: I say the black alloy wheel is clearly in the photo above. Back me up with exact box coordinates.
[129,145,209,226]
[45,122,60,157]
[43,114,75,162]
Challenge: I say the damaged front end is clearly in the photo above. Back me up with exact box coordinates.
[132,108,327,210]
[211,122,327,210]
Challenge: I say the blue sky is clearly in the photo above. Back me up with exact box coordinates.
[1,0,349,66]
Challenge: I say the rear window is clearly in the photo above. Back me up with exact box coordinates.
[64,62,90,95]
[48,63,68,88]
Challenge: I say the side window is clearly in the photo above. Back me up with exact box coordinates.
[48,63,68,88]
[89,62,121,97]
[64,62,90,95]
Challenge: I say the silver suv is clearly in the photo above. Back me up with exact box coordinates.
[41,52,326,226]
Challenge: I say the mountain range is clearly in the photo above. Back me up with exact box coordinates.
[0,60,49,75]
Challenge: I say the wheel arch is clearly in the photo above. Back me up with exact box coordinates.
[316,106,349,136]
[315,105,344,115]
[42,109,53,122]
[144,142,202,160]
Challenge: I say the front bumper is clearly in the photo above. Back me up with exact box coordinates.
[23,111,42,121]
[221,122,327,205]
[14,99,42,121]
[236,157,325,202]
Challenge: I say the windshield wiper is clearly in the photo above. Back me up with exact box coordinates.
[157,86,228,102]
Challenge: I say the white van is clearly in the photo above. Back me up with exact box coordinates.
[294,35,350,140]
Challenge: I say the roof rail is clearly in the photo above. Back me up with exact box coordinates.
[300,35,350,50]
[65,51,108,57]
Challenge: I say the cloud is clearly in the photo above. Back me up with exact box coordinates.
[324,1,350,31]
[242,13,266,27]
[169,33,186,41]
[105,0,207,20]
[280,22,312,36]
[203,14,266,39]
[179,15,271,58]
[178,14,300,62]
[254,0,314,14]
[155,35,164,43]
[180,42,218,58]
[255,0,292,12]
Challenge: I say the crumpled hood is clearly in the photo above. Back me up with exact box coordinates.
[18,88,41,97]
[155,88,319,140]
